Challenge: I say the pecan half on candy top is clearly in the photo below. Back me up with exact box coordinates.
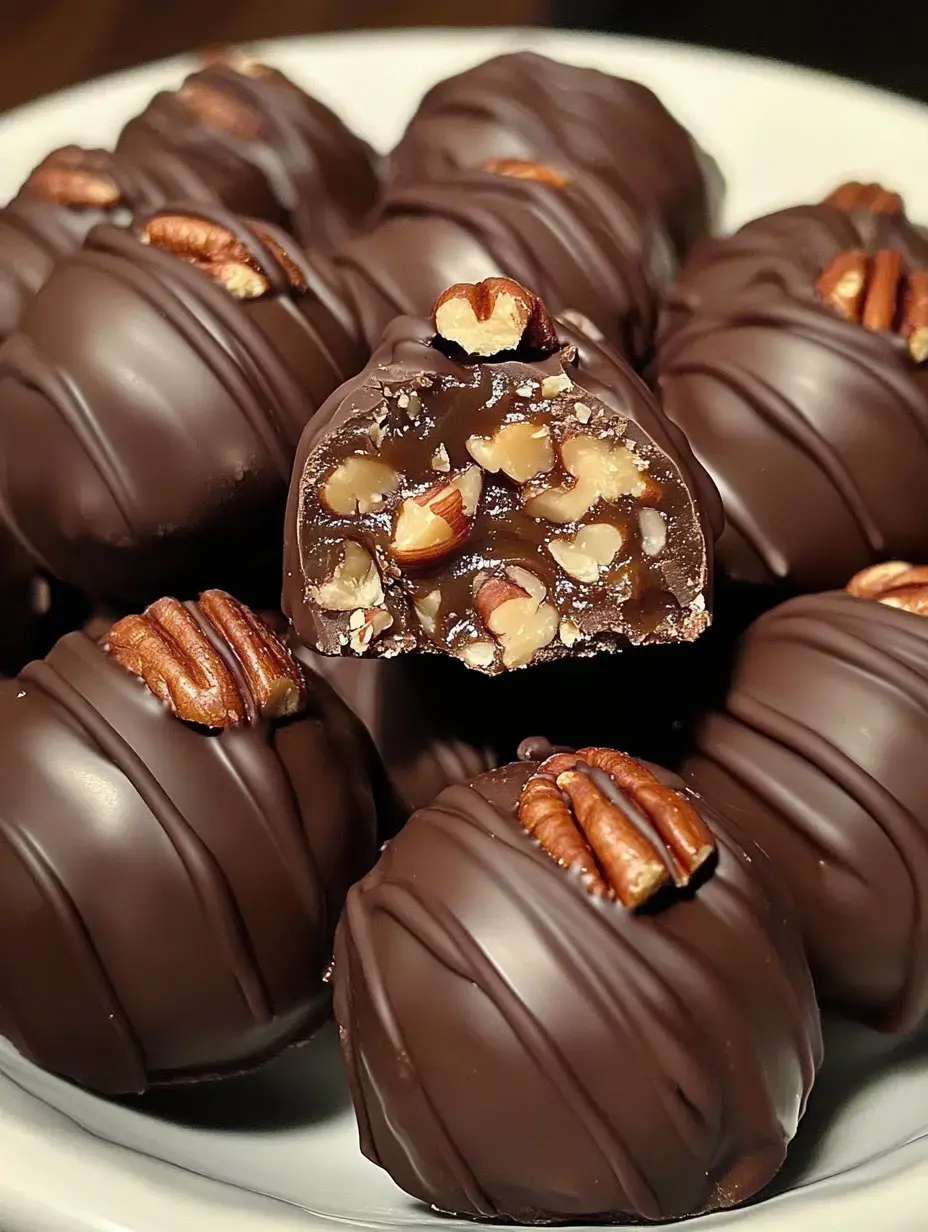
[816,248,928,363]
[519,747,717,907]
[105,590,305,727]
[847,561,928,615]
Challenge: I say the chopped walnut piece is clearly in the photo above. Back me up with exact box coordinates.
[466,422,555,483]
[390,467,483,567]
[321,457,400,516]
[638,508,667,557]
[548,523,624,583]
[458,640,497,669]
[348,608,394,654]
[310,541,384,610]
[413,588,442,636]
[525,435,654,523]
[475,575,558,669]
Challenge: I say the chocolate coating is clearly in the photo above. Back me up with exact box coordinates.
[660,200,928,341]
[334,167,676,364]
[0,206,364,604]
[283,315,720,673]
[655,207,928,592]
[685,589,928,1032]
[389,52,720,257]
[117,61,381,248]
[0,616,378,1094]
[296,647,496,818]
[334,760,821,1222]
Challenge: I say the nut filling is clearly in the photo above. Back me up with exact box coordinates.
[293,278,711,674]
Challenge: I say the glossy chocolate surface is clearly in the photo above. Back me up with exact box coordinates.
[389,51,720,256]
[0,613,378,1094]
[284,316,719,674]
[334,759,821,1222]
[296,647,496,818]
[685,589,928,1032]
[117,61,381,248]
[335,167,676,364]
[0,206,364,604]
[655,205,928,592]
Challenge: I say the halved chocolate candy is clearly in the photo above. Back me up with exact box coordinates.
[284,279,720,675]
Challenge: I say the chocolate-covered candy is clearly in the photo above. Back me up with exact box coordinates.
[0,206,365,604]
[0,147,148,342]
[661,183,928,341]
[117,51,380,248]
[284,279,719,676]
[684,569,928,1031]
[389,51,720,257]
[0,590,378,1094]
[334,158,675,364]
[297,648,496,817]
[656,193,928,593]
[334,746,821,1223]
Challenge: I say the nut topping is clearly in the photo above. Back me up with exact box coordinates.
[466,422,555,483]
[823,181,903,215]
[105,590,305,727]
[321,456,400,516]
[310,541,385,610]
[23,147,123,209]
[348,607,394,654]
[178,78,265,141]
[847,560,928,614]
[433,277,560,359]
[525,435,659,523]
[390,467,483,567]
[815,249,928,362]
[475,574,558,669]
[141,213,307,299]
[482,157,570,188]
[519,747,716,907]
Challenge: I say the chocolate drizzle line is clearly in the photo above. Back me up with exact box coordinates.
[21,654,274,1025]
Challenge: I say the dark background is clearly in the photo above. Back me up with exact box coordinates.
[553,1,928,104]
[0,2,925,112]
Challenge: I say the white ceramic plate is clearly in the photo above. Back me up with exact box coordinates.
[1,26,928,1232]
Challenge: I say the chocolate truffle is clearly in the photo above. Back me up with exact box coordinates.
[655,192,928,593]
[0,590,378,1094]
[283,278,720,676]
[334,745,821,1223]
[334,158,676,364]
[660,183,928,341]
[389,51,720,257]
[117,51,381,248]
[0,206,365,604]
[684,565,928,1031]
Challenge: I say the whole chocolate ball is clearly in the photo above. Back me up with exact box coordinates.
[334,752,821,1223]
[0,591,379,1094]
[0,207,364,604]
[685,585,928,1032]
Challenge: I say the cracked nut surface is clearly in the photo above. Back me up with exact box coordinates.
[519,747,717,906]
[105,590,305,726]
[141,212,307,299]
[433,277,559,359]
[390,467,483,567]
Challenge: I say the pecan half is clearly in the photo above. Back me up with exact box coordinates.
[519,747,716,907]
[105,590,305,727]
[141,213,306,299]
[482,158,570,189]
[823,181,903,216]
[847,560,928,615]
[23,146,123,209]
[815,249,928,363]
[433,277,560,359]
[178,78,265,141]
